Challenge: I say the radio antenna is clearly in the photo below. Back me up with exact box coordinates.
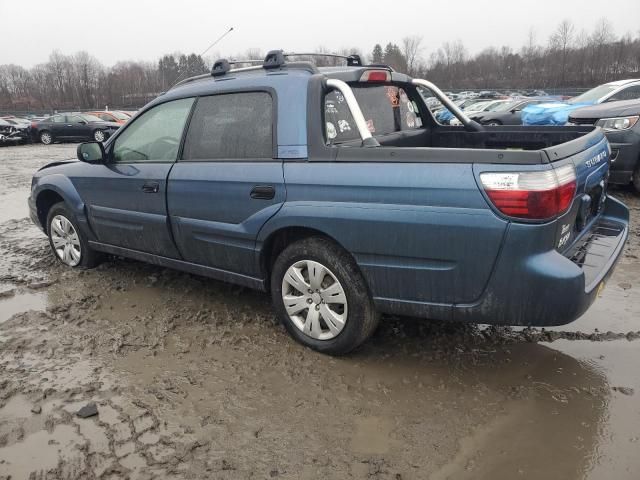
[172,26,234,85]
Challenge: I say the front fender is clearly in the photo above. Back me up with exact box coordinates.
[32,174,95,240]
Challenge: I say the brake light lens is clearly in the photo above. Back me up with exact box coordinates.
[359,70,391,82]
[480,164,577,220]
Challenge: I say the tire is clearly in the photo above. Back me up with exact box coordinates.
[39,131,53,145]
[271,236,379,355]
[485,121,502,126]
[93,129,106,142]
[46,202,100,269]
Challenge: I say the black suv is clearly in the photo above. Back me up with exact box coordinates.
[569,99,640,191]
[32,113,120,144]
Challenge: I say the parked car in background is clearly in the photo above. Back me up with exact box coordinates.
[569,99,640,191]
[87,110,130,125]
[1,117,32,143]
[31,113,120,144]
[470,99,549,125]
[0,118,29,145]
[449,99,511,125]
[523,79,640,126]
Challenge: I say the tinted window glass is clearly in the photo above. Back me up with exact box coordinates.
[182,92,273,160]
[68,115,84,123]
[609,85,640,101]
[51,116,65,123]
[113,98,194,163]
[324,85,422,144]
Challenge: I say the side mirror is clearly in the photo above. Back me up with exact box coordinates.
[78,120,87,125]
[77,142,105,163]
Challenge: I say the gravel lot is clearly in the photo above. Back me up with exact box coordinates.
[0,144,639,479]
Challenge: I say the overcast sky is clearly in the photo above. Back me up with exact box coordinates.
[1,0,639,67]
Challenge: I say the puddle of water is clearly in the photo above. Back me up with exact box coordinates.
[0,189,29,223]
[0,424,84,478]
[0,290,47,323]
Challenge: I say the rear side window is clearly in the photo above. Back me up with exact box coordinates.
[325,85,422,144]
[51,116,65,123]
[182,92,273,160]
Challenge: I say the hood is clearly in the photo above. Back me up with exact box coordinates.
[38,159,78,171]
[570,99,640,119]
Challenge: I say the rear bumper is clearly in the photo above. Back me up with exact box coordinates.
[375,195,629,326]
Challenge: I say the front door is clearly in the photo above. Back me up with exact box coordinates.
[75,97,195,257]
[66,114,90,139]
[168,91,284,277]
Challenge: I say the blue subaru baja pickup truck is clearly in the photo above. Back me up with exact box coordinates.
[28,51,629,354]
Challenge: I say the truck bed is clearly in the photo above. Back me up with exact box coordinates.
[334,125,601,165]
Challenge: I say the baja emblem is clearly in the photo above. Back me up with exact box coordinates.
[558,223,571,249]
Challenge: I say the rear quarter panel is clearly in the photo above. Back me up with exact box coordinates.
[262,162,507,305]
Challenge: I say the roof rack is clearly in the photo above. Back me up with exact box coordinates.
[171,49,389,90]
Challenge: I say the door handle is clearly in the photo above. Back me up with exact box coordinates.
[250,185,275,200]
[142,182,160,193]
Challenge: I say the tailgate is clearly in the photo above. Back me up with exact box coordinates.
[545,128,611,253]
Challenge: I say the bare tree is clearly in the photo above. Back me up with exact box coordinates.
[402,35,423,76]
[550,19,575,85]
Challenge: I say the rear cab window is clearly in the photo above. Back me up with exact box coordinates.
[182,91,274,160]
[324,85,423,144]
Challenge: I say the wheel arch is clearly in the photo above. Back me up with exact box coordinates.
[34,177,88,235]
[259,225,363,290]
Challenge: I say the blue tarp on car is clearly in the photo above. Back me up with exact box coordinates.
[522,101,595,125]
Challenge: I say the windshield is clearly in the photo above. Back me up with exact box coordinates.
[81,114,106,122]
[465,101,491,112]
[568,85,617,104]
[486,101,512,112]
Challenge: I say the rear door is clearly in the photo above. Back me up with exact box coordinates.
[74,98,195,257]
[168,91,284,277]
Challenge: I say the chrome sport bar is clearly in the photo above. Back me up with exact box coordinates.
[325,79,379,146]
[412,78,482,131]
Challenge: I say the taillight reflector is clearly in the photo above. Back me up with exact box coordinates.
[480,164,577,220]
[359,70,391,82]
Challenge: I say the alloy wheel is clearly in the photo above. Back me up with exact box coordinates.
[94,130,105,142]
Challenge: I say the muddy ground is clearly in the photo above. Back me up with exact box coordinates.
[0,144,639,480]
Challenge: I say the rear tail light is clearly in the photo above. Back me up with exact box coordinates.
[480,164,577,220]
[31,122,37,129]
[359,70,391,82]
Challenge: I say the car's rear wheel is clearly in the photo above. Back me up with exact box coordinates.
[93,129,106,142]
[46,202,100,268]
[271,236,379,355]
[485,120,502,126]
[39,131,53,145]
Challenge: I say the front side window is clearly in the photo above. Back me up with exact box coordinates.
[51,115,65,123]
[182,92,273,160]
[68,115,85,123]
[112,98,194,163]
[324,85,422,144]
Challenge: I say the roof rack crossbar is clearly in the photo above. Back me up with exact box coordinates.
[284,52,363,66]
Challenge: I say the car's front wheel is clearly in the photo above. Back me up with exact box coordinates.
[39,131,53,145]
[271,237,379,355]
[93,129,106,142]
[46,202,100,268]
